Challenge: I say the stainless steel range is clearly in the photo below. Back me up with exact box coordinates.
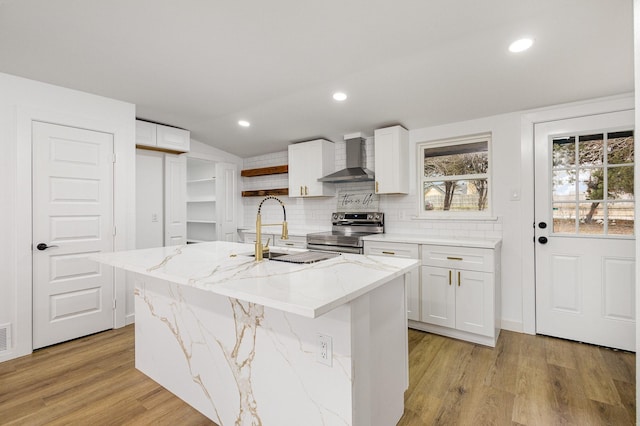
[307,212,384,254]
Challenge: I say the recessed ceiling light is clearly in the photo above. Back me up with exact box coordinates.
[509,38,534,53]
[333,92,347,101]
[238,120,250,127]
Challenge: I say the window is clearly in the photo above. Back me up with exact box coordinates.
[552,130,634,236]
[418,134,491,216]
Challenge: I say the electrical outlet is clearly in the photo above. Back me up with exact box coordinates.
[151,213,158,222]
[317,333,332,366]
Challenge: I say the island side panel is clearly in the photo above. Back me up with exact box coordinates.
[134,274,354,426]
[351,275,408,426]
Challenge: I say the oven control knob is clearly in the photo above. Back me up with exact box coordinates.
[332,213,338,220]
[374,213,380,221]
[367,214,372,220]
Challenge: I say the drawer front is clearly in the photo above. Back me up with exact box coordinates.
[275,235,307,248]
[421,245,494,272]
[243,232,276,244]
[364,241,419,259]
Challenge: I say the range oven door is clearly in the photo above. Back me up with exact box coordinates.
[307,243,363,254]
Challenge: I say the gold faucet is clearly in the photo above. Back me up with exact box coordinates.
[255,196,289,261]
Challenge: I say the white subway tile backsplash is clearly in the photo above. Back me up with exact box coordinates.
[242,142,503,240]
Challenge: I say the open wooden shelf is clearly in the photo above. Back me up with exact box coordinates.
[242,188,289,197]
[241,165,288,177]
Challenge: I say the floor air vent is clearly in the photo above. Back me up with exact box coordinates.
[0,324,10,353]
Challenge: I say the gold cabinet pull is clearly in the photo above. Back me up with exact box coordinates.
[285,242,294,246]
[448,270,452,286]
[304,186,308,195]
[458,271,461,286]
[447,256,463,261]
[300,186,303,196]
[375,181,379,193]
[382,251,395,255]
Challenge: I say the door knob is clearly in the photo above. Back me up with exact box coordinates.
[36,243,59,251]
[538,236,548,244]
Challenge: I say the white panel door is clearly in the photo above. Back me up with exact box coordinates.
[32,121,114,349]
[164,154,187,246]
[216,162,238,242]
[421,266,455,328]
[535,110,635,351]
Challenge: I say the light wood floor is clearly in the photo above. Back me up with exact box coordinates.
[0,326,635,425]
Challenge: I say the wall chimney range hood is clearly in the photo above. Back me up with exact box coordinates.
[318,133,374,183]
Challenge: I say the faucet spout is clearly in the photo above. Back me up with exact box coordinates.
[255,196,288,261]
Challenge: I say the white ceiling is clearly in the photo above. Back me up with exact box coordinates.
[0,0,633,157]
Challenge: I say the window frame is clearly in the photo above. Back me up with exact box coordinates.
[549,129,635,238]
[416,133,493,219]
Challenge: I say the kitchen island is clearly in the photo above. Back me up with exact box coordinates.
[93,241,418,426]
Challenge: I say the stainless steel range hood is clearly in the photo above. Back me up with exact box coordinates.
[318,133,374,183]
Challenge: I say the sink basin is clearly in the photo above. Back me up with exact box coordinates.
[243,250,341,264]
[243,250,291,260]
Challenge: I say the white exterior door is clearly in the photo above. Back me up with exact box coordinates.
[164,154,187,246]
[534,110,635,351]
[32,121,115,349]
[216,162,238,242]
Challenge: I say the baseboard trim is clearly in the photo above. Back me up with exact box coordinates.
[500,319,525,334]
[125,313,135,326]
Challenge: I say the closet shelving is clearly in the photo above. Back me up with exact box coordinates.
[187,158,217,243]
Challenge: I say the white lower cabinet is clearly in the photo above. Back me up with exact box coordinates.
[364,241,420,321]
[420,244,500,347]
[274,234,307,248]
[365,239,501,347]
[243,232,306,249]
[422,266,493,336]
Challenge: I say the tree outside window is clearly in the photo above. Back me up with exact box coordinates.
[552,130,634,236]
[419,135,491,215]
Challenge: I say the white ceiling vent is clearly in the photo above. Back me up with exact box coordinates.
[0,324,11,353]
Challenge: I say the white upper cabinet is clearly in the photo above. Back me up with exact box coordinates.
[288,139,335,197]
[374,125,409,194]
[136,119,190,153]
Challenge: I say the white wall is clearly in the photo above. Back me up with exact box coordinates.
[241,96,634,333]
[0,72,136,362]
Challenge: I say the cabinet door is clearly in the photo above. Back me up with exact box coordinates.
[288,140,334,197]
[136,120,157,148]
[374,126,408,194]
[305,140,335,196]
[157,124,190,152]
[364,241,420,321]
[288,143,307,197]
[455,270,494,337]
[421,266,455,328]
[216,162,237,242]
[406,267,420,321]
[164,154,187,245]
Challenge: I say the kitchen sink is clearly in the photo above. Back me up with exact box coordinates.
[243,250,340,264]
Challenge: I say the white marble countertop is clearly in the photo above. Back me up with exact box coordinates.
[92,241,418,318]
[362,233,502,249]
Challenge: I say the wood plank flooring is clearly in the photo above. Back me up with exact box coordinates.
[0,326,634,425]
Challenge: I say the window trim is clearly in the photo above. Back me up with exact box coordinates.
[417,133,493,219]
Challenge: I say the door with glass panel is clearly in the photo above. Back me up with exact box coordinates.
[534,110,635,351]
